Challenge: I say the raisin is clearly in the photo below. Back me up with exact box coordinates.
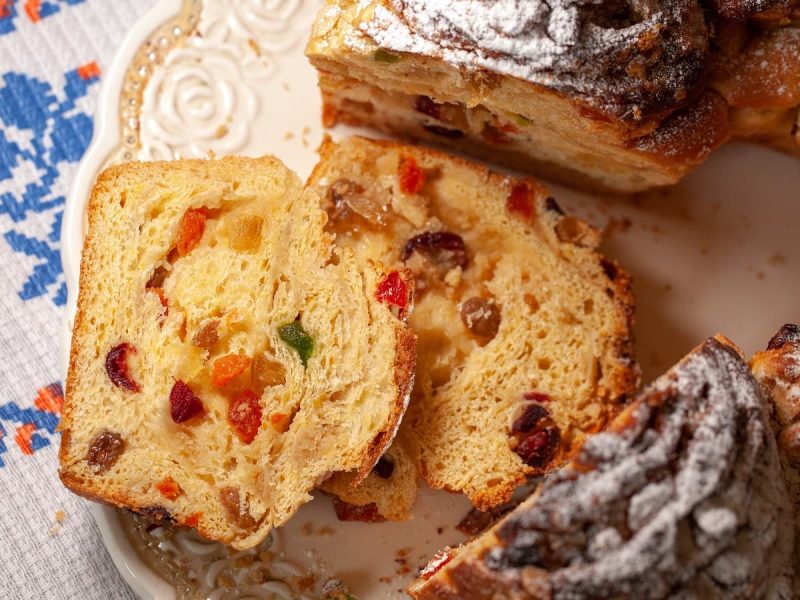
[545,197,565,215]
[401,231,468,272]
[767,324,800,350]
[278,320,315,368]
[507,183,534,220]
[460,297,501,340]
[251,353,286,389]
[192,319,219,348]
[373,456,395,479]
[413,95,442,120]
[211,353,251,388]
[169,380,204,423]
[511,404,549,434]
[105,343,141,392]
[87,431,125,472]
[229,389,263,444]
[398,156,426,195]
[176,208,207,256]
[600,258,619,281]
[456,508,494,535]
[328,179,384,226]
[332,498,385,522]
[375,271,409,310]
[219,487,257,530]
[423,124,464,139]
[156,476,181,500]
[515,427,560,468]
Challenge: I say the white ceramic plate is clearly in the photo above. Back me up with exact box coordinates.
[61,0,800,598]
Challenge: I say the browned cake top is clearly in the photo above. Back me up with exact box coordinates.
[359,0,709,122]
[414,338,795,599]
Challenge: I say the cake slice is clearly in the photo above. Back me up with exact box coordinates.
[59,157,416,550]
[306,0,730,193]
[411,336,796,599]
[309,136,639,517]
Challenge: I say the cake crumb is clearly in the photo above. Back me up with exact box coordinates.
[768,253,786,266]
[55,510,66,523]
[247,38,262,56]
[284,131,295,141]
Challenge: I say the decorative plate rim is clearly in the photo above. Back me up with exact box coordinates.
[60,1,184,598]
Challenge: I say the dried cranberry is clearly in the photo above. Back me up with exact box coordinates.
[423,124,464,139]
[375,271,408,309]
[169,380,204,423]
[332,498,385,522]
[523,391,551,403]
[419,549,454,581]
[398,156,426,195]
[515,427,560,468]
[373,456,395,479]
[228,389,262,445]
[460,297,501,340]
[87,431,125,472]
[413,95,442,120]
[401,231,468,271]
[511,404,549,434]
[105,343,140,392]
[507,183,534,220]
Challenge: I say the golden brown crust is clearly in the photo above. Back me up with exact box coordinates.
[354,267,417,483]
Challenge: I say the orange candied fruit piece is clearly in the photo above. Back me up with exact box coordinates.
[185,512,203,528]
[507,183,534,220]
[156,476,181,500]
[211,353,252,388]
[269,412,291,433]
[398,156,426,195]
[176,208,208,256]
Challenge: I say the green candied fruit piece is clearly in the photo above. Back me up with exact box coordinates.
[513,113,533,126]
[278,320,314,368]
[373,48,400,63]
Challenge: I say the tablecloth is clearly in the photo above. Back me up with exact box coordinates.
[0,2,158,598]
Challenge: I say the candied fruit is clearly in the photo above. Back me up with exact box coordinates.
[169,380,204,423]
[229,390,263,444]
[375,271,408,310]
[176,208,208,256]
[278,320,314,368]
[398,156,426,195]
[156,476,181,500]
[507,183,534,220]
[211,353,251,388]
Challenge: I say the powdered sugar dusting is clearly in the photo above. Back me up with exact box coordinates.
[477,338,795,598]
[357,0,709,120]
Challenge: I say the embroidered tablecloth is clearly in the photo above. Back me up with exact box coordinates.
[0,2,157,598]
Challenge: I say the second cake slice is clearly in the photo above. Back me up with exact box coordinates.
[309,137,639,517]
[59,157,415,549]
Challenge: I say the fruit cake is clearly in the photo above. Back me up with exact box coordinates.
[306,0,799,193]
[59,157,416,550]
[306,0,726,193]
[309,136,639,518]
[411,336,796,600]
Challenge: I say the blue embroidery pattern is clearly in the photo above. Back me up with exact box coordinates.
[0,383,63,467]
[0,0,87,36]
[0,65,99,305]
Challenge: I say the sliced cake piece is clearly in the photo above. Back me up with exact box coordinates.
[59,157,415,549]
[309,136,639,517]
[411,336,796,600]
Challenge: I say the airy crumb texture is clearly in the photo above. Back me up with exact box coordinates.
[309,136,638,516]
[59,157,415,549]
[412,336,796,599]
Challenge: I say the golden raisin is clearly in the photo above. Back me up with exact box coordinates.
[269,412,291,433]
[211,354,251,388]
[251,353,286,390]
[219,487,257,530]
[192,319,219,348]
